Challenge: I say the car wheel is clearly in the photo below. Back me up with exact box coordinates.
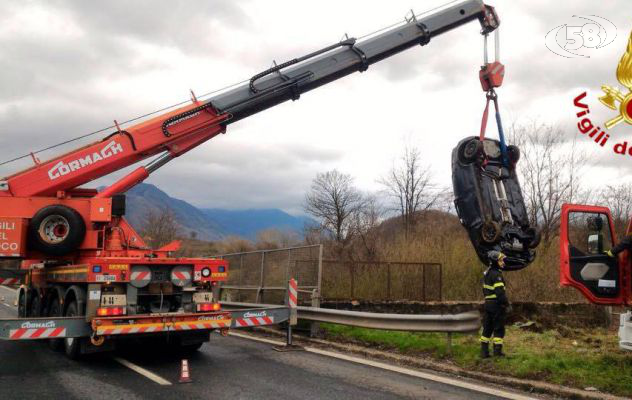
[507,145,520,165]
[526,227,541,249]
[28,205,86,256]
[481,221,501,244]
[459,139,483,164]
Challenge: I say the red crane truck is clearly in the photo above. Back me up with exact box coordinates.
[0,1,501,358]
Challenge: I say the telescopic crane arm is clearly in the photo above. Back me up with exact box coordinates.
[0,0,499,200]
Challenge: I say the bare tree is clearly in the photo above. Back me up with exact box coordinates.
[600,183,632,238]
[511,122,589,244]
[379,145,438,238]
[350,193,384,260]
[305,170,363,246]
[140,207,180,248]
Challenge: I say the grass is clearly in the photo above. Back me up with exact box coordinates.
[321,323,632,397]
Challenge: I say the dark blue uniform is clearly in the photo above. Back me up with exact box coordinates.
[480,251,509,358]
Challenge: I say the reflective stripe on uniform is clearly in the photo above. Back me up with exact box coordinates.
[492,337,503,344]
[493,282,505,288]
[480,336,490,343]
[483,284,495,290]
[485,294,497,299]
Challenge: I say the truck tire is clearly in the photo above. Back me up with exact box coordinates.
[29,205,86,256]
[17,290,28,318]
[29,290,41,317]
[64,301,81,359]
[458,139,482,164]
[48,297,64,351]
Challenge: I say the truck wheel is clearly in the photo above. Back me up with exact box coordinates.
[458,139,482,164]
[481,221,501,244]
[507,145,520,165]
[48,297,63,351]
[29,205,86,256]
[29,291,41,317]
[64,301,81,359]
[17,290,28,318]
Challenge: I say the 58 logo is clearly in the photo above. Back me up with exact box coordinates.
[545,15,616,58]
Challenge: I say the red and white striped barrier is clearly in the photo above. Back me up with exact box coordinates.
[234,315,274,327]
[96,319,230,336]
[0,278,19,286]
[10,327,66,340]
[288,278,298,309]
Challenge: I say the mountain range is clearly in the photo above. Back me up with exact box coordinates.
[123,183,312,241]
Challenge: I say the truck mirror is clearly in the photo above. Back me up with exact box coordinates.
[587,233,603,254]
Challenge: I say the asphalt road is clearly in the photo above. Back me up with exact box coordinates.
[0,286,539,400]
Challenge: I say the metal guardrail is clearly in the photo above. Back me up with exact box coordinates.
[222,301,480,333]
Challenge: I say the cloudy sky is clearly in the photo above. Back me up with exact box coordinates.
[1,0,631,215]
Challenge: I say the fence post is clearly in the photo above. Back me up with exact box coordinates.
[257,251,265,304]
[310,288,320,337]
[439,263,443,302]
[386,263,391,301]
[239,254,244,302]
[317,245,323,301]
[422,264,427,302]
[350,262,355,299]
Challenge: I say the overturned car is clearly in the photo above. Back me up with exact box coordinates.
[451,136,539,271]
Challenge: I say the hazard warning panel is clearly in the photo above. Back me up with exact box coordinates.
[0,218,27,258]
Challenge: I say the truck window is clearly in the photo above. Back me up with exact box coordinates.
[568,212,613,255]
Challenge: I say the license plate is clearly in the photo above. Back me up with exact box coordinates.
[193,292,213,303]
[96,274,116,282]
[101,294,126,306]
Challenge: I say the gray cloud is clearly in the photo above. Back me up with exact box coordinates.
[2,0,631,214]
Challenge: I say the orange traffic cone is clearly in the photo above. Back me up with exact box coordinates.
[179,359,192,383]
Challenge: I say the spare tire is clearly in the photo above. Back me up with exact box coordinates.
[28,205,85,256]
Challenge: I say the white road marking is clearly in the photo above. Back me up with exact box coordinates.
[114,357,172,386]
[228,332,536,400]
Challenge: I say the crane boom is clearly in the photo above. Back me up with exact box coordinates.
[1,0,498,200]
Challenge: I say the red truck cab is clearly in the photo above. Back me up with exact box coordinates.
[559,204,632,349]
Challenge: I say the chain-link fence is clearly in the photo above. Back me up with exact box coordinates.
[214,244,322,305]
[214,245,442,303]
[321,261,442,302]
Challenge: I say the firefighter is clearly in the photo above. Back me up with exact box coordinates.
[480,250,510,358]
[606,234,632,257]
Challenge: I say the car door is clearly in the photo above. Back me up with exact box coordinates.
[560,204,628,305]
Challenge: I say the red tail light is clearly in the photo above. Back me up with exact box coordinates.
[197,303,220,312]
[97,307,126,316]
